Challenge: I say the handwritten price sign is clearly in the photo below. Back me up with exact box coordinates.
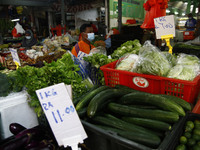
[36,83,87,150]
[9,48,21,66]
[154,15,175,39]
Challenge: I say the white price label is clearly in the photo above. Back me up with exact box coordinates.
[9,48,21,66]
[154,15,176,39]
[36,83,87,150]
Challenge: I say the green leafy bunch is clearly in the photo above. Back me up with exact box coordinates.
[111,39,142,59]
[84,53,116,85]
[15,53,88,116]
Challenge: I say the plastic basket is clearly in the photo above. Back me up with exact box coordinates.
[100,61,200,103]
[167,113,200,150]
[82,117,184,150]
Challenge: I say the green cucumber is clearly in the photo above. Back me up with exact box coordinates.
[77,107,87,118]
[73,85,100,106]
[108,102,179,123]
[97,125,161,147]
[119,92,185,116]
[76,86,110,111]
[130,105,158,109]
[103,113,163,137]
[87,88,132,118]
[92,115,160,138]
[122,117,172,131]
[160,94,191,111]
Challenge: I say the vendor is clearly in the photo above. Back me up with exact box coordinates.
[71,24,95,57]
[22,29,37,49]
[185,13,197,31]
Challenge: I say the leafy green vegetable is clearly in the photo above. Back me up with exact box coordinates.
[15,53,88,116]
[0,72,12,97]
[111,39,141,59]
[167,54,200,81]
[161,52,177,67]
[134,42,171,76]
[84,53,116,85]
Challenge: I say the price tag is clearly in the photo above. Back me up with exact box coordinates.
[154,15,175,39]
[36,83,87,150]
[9,48,21,66]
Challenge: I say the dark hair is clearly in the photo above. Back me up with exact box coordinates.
[80,24,91,33]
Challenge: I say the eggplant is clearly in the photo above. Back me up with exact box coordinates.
[0,133,32,150]
[25,140,40,149]
[27,140,55,150]
[9,123,26,135]
[16,127,44,140]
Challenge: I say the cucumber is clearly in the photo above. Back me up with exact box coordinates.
[103,113,163,137]
[119,92,185,116]
[108,102,179,123]
[73,85,100,106]
[130,105,158,109]
[87,88,132,118]
[76,86,110,111]
[160,94,191,111]
[114,84,137,93]
[77,107,87,118]
[122,117,172,131]
[92,115,160,138]
[97,125,161,147]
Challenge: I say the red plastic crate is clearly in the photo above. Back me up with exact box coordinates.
[192,97,200,114]
[183,31,195,40]
[100,61,200,103]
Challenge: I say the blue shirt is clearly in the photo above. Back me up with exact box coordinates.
[185,18,197,31]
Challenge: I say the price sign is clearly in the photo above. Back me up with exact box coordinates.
[154,15,175,39]
[9,48,21,66]
[36,83,87,150]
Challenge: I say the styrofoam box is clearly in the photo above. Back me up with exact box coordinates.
[0,91,38,139]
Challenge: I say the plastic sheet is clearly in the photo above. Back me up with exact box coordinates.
[115,54,139,72]
[134,41,171,76]
[167,54,200,81]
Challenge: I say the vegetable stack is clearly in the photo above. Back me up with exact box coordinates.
[74,84,191,148]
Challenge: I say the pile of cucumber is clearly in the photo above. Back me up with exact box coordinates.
[176,120,200,150]
[73,85,191,148]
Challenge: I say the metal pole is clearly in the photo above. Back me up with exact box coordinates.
[105,0,109,34]
[118,0,122,32]
[61,0,65,26]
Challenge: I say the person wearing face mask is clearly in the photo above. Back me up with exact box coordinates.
[22,29,37,49]
[185,13,197,31]
[71,24,95,57]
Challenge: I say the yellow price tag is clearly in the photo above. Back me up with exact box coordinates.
[15,61,20,69]
[161,34,173,54]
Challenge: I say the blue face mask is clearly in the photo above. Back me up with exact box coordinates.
[87,33,95,42]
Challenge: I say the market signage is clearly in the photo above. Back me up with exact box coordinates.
[9,48,21,66]
[36,83,87,150]
[154,15,175,39]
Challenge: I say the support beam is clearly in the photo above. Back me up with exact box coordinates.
[61,0,65,26]
[118,0,122,32]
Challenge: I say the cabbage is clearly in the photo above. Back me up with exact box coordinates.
[116,54,139,71]
[167,54,200,81]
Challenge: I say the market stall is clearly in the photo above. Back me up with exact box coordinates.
[0,0,200,150]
